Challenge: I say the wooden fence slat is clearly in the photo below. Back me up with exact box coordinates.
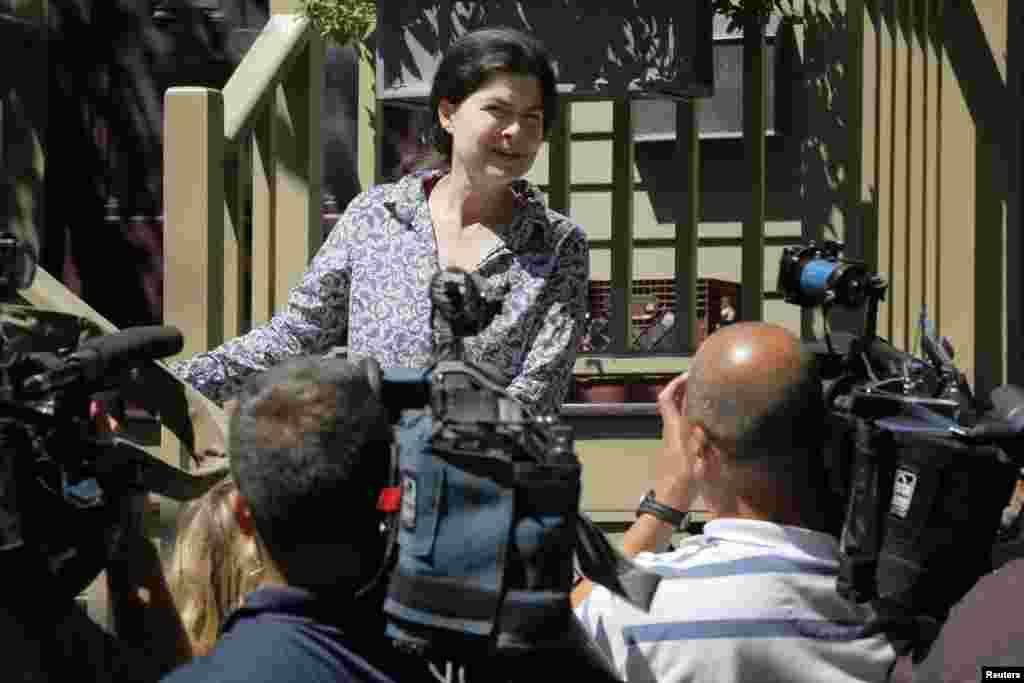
[273,38,325,311]
[610,99,634,352]
[252,110,276,325]
[673,100,700,353]
[741,17,767,323]
[906,0,926,353]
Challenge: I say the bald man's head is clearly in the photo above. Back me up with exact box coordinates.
[686,322,824,468]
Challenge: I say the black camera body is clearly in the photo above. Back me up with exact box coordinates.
[0,233,211,602]
[778,241,1023,636]
[355,267,654,673]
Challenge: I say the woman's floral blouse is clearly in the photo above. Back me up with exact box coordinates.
[171,169,590,415]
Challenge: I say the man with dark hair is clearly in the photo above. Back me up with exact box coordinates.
[573,322,897,682]
[161,356,423,683]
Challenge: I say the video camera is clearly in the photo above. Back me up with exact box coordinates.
[778,241,1024,638]
[0,233,225,603]
[356,267,657,673]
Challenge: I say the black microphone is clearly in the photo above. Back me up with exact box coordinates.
[430,268,502,338]
[23,325,184,394]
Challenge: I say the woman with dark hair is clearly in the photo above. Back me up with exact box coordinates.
[172,27,588,416]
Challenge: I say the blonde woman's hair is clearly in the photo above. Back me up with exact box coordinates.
[167,476,263,657]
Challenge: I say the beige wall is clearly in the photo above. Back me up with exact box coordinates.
[854,0,1011,394]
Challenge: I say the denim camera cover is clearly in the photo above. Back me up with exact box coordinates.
[383,410,581,653]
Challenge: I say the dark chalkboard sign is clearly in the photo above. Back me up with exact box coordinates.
[376,1,714,102]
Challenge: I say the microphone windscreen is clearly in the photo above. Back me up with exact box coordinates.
[79,326,184,369]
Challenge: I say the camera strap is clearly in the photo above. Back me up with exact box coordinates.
[574,512,661,610]
[837,418,890,604]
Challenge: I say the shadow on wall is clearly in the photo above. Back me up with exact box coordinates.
[1010,0,1024,386]
[35,0,237,328]
[0,13,47,260]
[376,0,711,98]
[3,2,364,329]
[866,0,1010,396]
[790,0,854,254]
[786,0,867,337]
[794,0,1014,394]
[942,0,1013,396]
[323,41,362,209]
[633,136,803,225]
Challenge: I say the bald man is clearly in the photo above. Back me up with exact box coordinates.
[573,323,897,683]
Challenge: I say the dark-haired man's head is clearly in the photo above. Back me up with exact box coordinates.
[228,357,392,593]
[683,323,827,527]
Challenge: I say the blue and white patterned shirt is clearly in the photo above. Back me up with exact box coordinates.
[171,170,589,415]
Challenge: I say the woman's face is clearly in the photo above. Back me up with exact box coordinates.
[439,71,545,186]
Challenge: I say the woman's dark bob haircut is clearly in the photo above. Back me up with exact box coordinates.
[428,27,558,161]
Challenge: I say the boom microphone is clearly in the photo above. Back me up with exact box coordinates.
[23,325,184,394]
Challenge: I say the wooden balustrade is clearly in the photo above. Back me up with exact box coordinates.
[162,0,324,468]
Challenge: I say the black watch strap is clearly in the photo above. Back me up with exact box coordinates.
[637,490,688,530]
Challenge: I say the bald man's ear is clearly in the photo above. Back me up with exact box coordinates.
[689,424,709,460]
[690,424,722,483]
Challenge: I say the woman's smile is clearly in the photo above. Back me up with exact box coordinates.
[492,148,527,161]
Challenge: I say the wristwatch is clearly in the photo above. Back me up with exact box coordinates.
[636,490,688,530]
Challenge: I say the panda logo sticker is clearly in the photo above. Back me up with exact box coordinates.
[401,475,417,529]
[890,468,918,519]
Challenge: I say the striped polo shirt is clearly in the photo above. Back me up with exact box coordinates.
[575,519,897,683]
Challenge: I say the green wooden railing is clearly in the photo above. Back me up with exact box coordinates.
[161,0,324,467]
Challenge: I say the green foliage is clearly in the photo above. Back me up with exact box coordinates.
[710,0,803,32]
[299,0,376,47]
